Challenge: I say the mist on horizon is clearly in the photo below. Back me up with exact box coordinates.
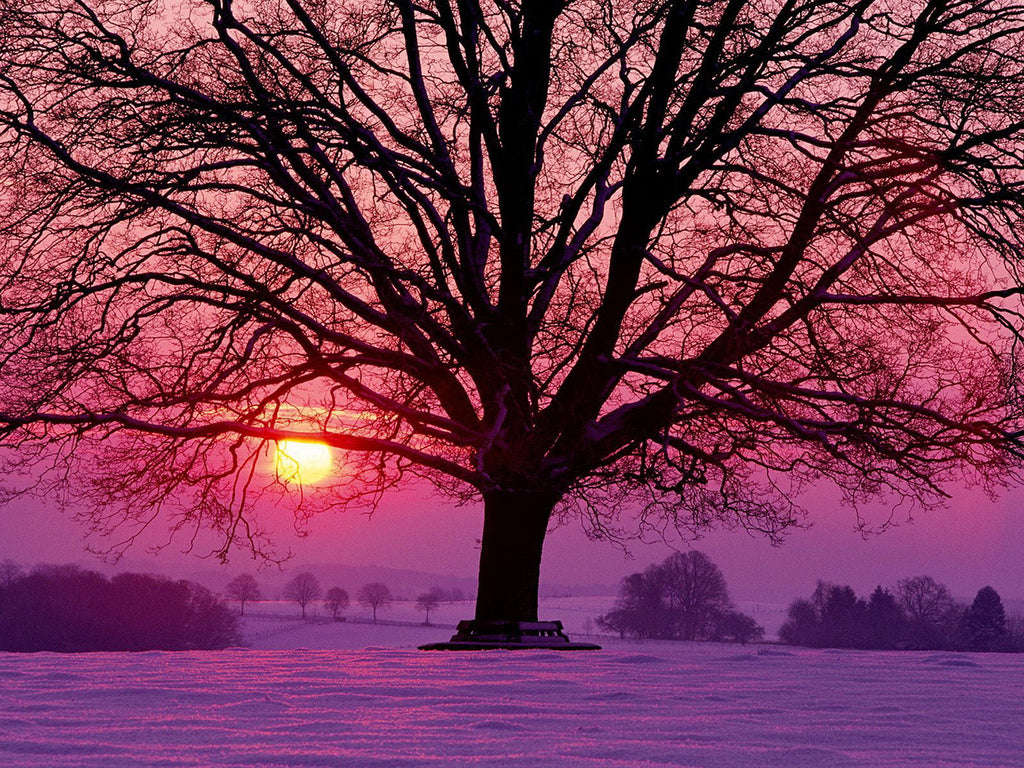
[2,478,1020,606]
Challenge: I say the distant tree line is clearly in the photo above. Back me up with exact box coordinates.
[226,571,466,624]
[597,552,764,644]
[781,578,1024,653]
[0,563,242,652]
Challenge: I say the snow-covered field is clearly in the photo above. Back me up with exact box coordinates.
[2,598,1022,767]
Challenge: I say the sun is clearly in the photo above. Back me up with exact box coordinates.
[274,440,333,484]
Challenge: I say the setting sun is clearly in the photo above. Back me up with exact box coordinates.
[275,440,333,484]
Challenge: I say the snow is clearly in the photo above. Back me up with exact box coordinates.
[242,597,789,646]
[2,598,1022,767]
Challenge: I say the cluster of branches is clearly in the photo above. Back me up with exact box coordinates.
[1,0,1024,566]
[597,550,763,643]
[780,578,1022,652]
[0,562,242,651]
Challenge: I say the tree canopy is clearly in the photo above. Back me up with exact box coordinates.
[225,573,261,615]
[597,550,756,641]
[283,571,321,618]
[358,582,393,623]
[2,0,1024,624]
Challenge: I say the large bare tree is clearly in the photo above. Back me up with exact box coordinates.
[2,0,1024,630]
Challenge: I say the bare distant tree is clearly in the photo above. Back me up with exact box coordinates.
[358,583,393,624]
[1006,613,1024,653]
[283,572,321,620]
[660,551,733,641]
[416,587,446,625]
[0,559,23,589]
[897,575,954,647]
[323,587,349,621]
[3,2,1024,632]
[224,574,261,616]
[897,576,953,625]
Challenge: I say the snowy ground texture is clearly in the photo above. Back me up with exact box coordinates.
[2,601,1023,767]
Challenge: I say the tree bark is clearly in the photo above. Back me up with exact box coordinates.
[474,488,557,622]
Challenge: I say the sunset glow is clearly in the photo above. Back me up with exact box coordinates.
[275,440,333,484]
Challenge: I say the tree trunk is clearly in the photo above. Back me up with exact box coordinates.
[474,488,557,622]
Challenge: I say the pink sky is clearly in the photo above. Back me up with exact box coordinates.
[1,478,1020,605]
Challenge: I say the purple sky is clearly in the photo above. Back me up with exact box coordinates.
[1,478,1020,605]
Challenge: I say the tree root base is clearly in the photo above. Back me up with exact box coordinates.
[419,619,601,650]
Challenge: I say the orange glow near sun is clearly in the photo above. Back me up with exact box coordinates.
[275,440,333,484]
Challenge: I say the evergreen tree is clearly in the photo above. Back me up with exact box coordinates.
[817,585,867,649]
[963,586,1007,652]
[863,586,906,650]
